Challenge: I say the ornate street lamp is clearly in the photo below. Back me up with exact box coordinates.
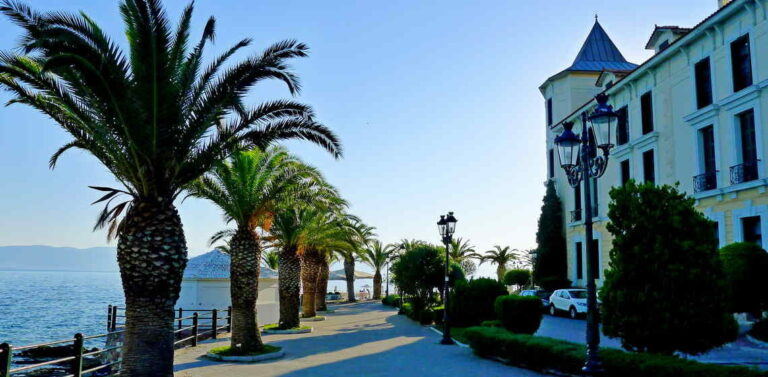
[553,93,617,375]
[437,212,457,345]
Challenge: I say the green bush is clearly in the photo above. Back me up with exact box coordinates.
[750,318,768,343]
[402,302,413,317]
[462,327,767,377]
[433,306,444,326]
[536,276,571,291]
[480,320,502,328]
[494,295,542,334]
[720,242,768,314]
[449,278,508,327]
[391,244,444,313]
[381,294,401,307]
[503,269,531,287]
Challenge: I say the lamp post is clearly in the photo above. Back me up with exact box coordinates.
[553,93,617,376]
[386,244,405,297]
[437,212,457,345]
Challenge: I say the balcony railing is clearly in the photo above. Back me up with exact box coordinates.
[571,209,582,222]
[693,171,718,193]
[730,160,760,185]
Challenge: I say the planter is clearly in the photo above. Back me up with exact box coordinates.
[262,327,313,334]
[206,350,285,362]
[300,316,326,322]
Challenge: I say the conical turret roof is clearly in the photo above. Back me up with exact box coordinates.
[567,20,637,72]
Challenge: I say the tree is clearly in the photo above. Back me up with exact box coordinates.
[719,242,768,316]
[188,148,313,353]
[361,240,393,300]
[391,244,444,312]
[601,181,737,355]
[533,181,567,288]
[338,218,376,302]
[476,246,518,282]
[0,2,340,375]
[504,269,531,289]
[450,237,477,277]
[262,249,280,270]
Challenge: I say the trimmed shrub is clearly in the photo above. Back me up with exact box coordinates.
[449,278,508,327]
[480,320,502,328]
[433,306,444,326]
[402,302,413,317]
[750,318,768,343]
[504,269,531,287]
[494,295,543,334]
[536,276,571,291]
[462,327,767,377]
[381,294,401,307]
[719,242,768,314]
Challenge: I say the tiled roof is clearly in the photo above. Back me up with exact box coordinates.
[567,20,638,72]
[183,249,278,280]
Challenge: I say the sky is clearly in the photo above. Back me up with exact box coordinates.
[0,0,718,272]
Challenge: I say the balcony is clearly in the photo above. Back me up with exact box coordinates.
[730,160,760,185]
[693,171,718,193]
[571,209,582,222]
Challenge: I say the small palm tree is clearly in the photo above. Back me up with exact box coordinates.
[477,245,519,282]
[450,237,477,277]
[0,1,340,374]
[187,147,319,353]
[338,218,376,302]
[361,240,394,299]
[262,249,280,270]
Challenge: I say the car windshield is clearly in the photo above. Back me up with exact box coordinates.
[568,290,588,299]
[535,291,551,299]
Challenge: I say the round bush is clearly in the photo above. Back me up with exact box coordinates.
[504,269,531,287]
[750,318,768,342]
[449,278,508,327]
[495,295,543,334]
[719,242,768,314]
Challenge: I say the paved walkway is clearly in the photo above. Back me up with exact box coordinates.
[173,301,544,377]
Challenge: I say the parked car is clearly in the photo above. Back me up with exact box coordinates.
[520,289,552,308]
[548,289,593,319]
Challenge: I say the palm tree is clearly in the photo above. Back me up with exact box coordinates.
[338,218,376,302]
[187,147,316,353]
[262,249,280,270]
[315,250,338,311]
[0,1,340,375]
[450,237,477,277]
[477,245,519,282]
[361,240,393,299]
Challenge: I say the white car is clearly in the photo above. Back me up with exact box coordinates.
[548,289,590,319]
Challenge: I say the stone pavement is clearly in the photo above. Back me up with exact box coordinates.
[173,301,545,377]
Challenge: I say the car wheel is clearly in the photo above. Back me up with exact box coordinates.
[549,305,557,316]
[569,307,578,319]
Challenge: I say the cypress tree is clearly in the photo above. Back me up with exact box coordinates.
[533,180,568,289]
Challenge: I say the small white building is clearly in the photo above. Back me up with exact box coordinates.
[177,249,279,325]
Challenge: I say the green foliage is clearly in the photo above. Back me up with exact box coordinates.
[462,327,766,377]
[391,244,444,312]
[503,269,531,287]
[449,278,508,327]
[494,295,543,334]
[533,181,568,286]
[433,306,445,326]
[750,319,768,343]
[535,276,571,291]
[480,320,503,328]
[381,294,401,307]
[209,344,282,356]
[602,181,737,355]
[449,261,466,286]
[719,242,768,314]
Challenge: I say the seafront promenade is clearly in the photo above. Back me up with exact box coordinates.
[173,301,545,377]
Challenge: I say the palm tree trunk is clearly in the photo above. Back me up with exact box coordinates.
[497,265,506,282]
[301,250,320,318]
[117,201,186,377]
[344,257,356,302]
[228,227,264,353]
[373,269,382,300]
[278,245,301,329]
[316,260,330,311]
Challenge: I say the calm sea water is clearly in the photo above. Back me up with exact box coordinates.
[0,270,376,346]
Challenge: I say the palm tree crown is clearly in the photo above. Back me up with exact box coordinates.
[361,240,393,271]
[476,245,519,281]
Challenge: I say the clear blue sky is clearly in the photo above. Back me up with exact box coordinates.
[0,0,716,260]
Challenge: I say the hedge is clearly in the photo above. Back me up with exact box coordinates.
[449,278,508,327]
[463,327,767,377]
[494,295,542,334]
[382,294,401,307]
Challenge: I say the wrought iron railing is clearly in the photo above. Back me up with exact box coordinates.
[570,209,582,222]
[693,171,718,192]
[730,160,760,185]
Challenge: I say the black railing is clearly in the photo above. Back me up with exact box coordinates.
[730,160,760,185]
[571,209,582,222]
[693,171,718,192]
[0,305,231,377]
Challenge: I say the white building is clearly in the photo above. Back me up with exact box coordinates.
[178,249,280,325]
[541,0,768,287]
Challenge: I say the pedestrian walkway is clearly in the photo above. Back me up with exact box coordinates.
[173,301,545,377]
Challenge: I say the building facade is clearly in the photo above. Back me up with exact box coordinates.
[541,0,768,288]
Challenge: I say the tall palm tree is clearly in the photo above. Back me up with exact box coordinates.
[262,249,280,270]
[315,250,339,311]
[361,240,393,299]
[0,1,340,375]
[338,218,376,302]
[477,245,519,282]
[187,147,316,353]
[450,237,477,277]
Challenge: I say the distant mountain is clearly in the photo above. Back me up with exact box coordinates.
[0,245,118,272]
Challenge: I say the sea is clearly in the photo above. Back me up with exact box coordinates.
[0,270,375,346]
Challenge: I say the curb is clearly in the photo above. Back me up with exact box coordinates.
[262,327,313,335]
[429,326,469,348]
[301,316,326,322]
[206,350,285,363]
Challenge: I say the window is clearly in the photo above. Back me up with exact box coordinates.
[591,178,598,217]
[548,149,555,179]
[590,239,600,280]
[712,221,720,246]
[616,106,629,145]
[620,159,631,185]
[641,91,654,134]
[573,183,582,221]
[575,242,583,280]
[695,58,713,109]
[658,39,670,51]
[733,110,758,183]
[643,149,655,184]
[546,98,553,126]
[742,216,762,246]
[731,34,753,92]
[697,125,717,190]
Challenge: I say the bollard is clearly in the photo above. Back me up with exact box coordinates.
[226,306,232,332]
[177,308,183,330]
[72,334,84,377]
[0,343,12,377]
[107,305,113,331]
[110,306,117,331]
[192,313,199,347]
[211,309,218,339]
